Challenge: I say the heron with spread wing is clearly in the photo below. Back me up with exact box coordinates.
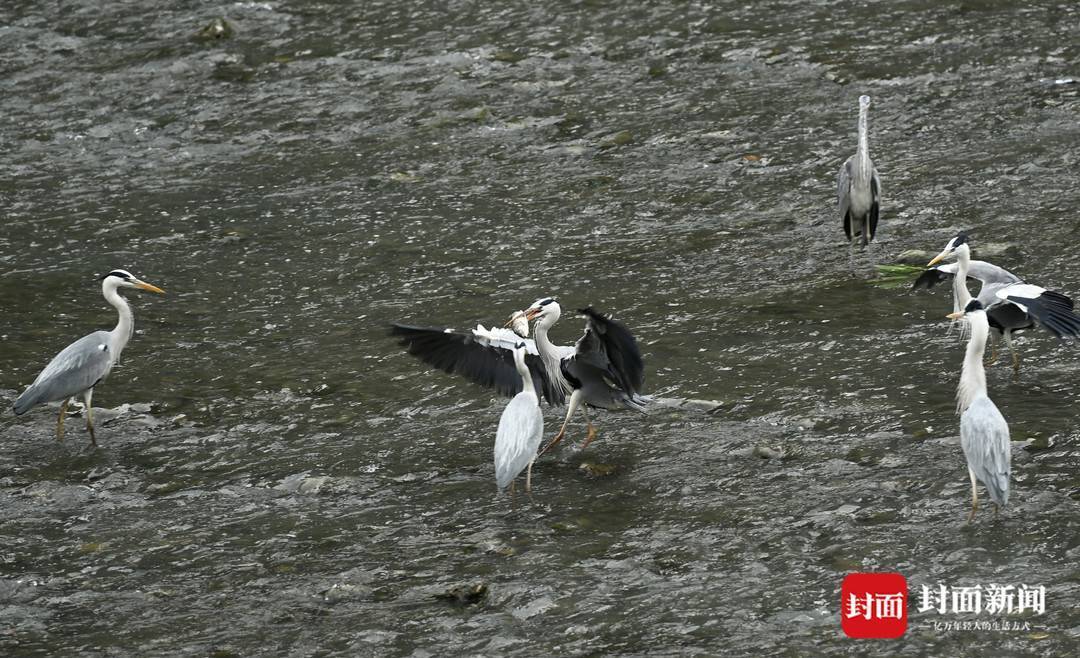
[390,297,648,454]
[13,269,165,446]
[522,298,648,455]
[916,232,1080,372]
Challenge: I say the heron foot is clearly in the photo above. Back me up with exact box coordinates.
[577,423,599,452]
[538,430,565,457]
[967,497,978,524]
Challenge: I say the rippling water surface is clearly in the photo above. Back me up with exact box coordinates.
[2,1,1079,655]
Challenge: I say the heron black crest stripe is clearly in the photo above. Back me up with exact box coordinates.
[964,299,983,313]
[100,270,133,281]
[539,298,555,307]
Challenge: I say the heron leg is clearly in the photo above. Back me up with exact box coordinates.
[55,398,70,441]
[578,407,598,451]
[539,389,582,456]
[525,458,535,493]
[1004,330,1020,376]
[83,389,97,447]
[966,468,979,524]
[986,332,999,365]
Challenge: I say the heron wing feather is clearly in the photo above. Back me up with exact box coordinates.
[390,324,563,405]
[960,397,1011,507]
[574,307,645,395]
[14,331,113,413]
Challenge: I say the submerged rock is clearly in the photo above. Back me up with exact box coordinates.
[435,583,488,606]
[195,17,234,41]
[896,249,933,265]
[578,462,618,478]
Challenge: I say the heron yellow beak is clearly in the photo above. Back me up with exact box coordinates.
[524,308,541,321]
[926,251,949,267]
[135,281,166,294]
[946,311,963,320]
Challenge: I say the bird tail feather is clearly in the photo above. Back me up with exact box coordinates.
[12,386,41,416]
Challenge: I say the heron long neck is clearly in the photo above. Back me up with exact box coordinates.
[856,106,870,163]
[105,284,135,360]
[514,351,536,399]
[533,316,571,392]
[952,245,973,313]
[957,311,988,414]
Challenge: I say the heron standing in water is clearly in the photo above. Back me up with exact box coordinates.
[13,269,165,446]
[493,342,544,493]
[837,95,881,247]
[947,299,1011,523]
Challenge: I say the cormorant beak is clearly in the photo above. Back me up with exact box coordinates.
[134,280,166,294]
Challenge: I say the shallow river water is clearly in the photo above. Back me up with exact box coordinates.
[1,1,1079,655]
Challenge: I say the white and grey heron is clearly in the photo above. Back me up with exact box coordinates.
[916,232,1080,372]
[493,342,544,493]
[837,95,881,247]
[522,298,648,455]
[947,299,1011,523]
[12,269,165,446]
[390,298,648,454]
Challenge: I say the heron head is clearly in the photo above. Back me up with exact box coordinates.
[858,95,871,109]
[524,297,560,323]
[100,269,165,294]
[927,232,970,267]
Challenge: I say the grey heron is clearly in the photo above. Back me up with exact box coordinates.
[947,299,1011,523]
[522,298,648,455]
[493,342,544,492]
[916,232,1080,372]
[12,269,165,446]
[837,95,881,247]
[391,298,648,454]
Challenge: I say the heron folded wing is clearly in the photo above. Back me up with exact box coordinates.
[14,332,113,413]
[837,158,853,240]
[867,167,881,241]
[961,398,1011,508]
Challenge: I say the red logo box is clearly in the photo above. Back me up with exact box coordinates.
[841,572,908,639]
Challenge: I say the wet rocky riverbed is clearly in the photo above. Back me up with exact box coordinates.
[1,1,1079,655]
